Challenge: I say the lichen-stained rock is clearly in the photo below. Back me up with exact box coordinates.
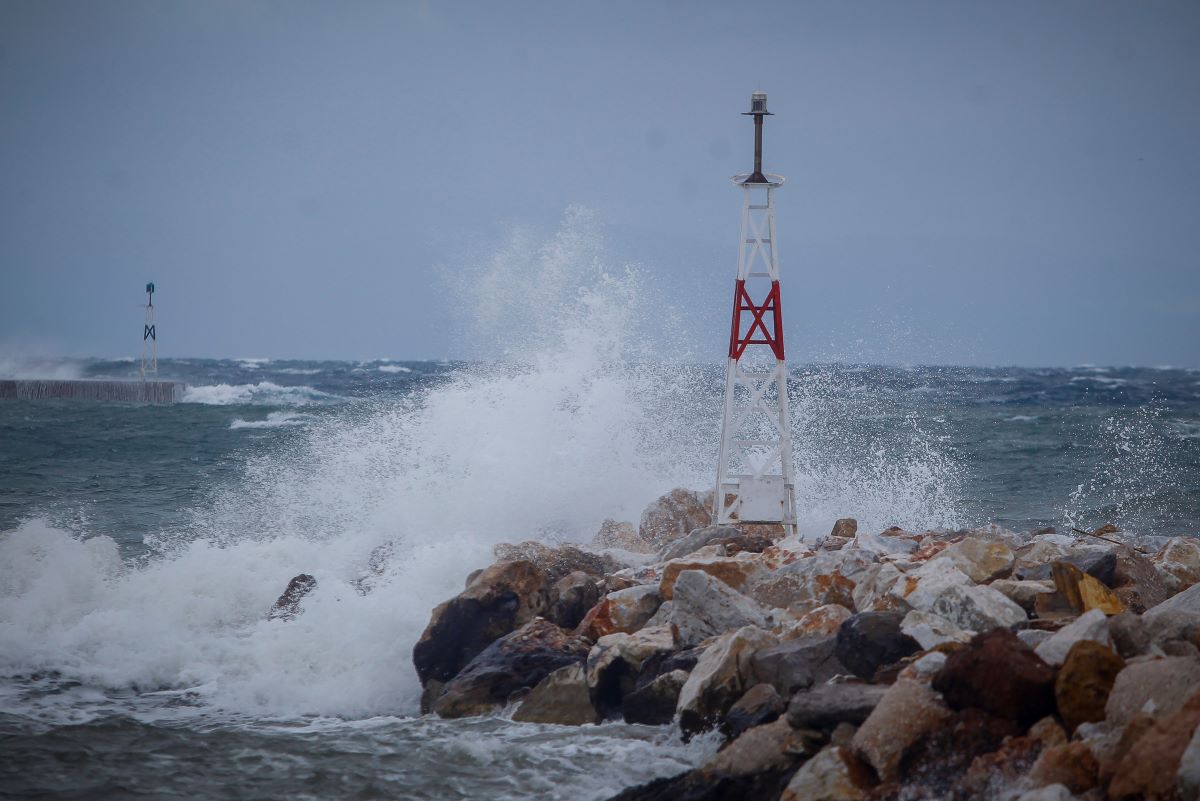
[850,562,905,613]
[666,570,770,649]
[659,524,742,561]
[638,487,715,548]
[413,559,550,686]
[1105,656,1200,728]
[1027,741,1099,795]
[547,571,602,630]
[901,609,971,650]
[786,683,888,731]
[1055,639,1125,732]
[493,541,619,584]
[676,625,776,736]
[938,537,1015,583]
[1034,608,1112,666]
[724,683,785,738]
[851,678,953,782]
[1155,537,1200,591]
[779,745,876,801]
[835,611,921,679]
[852,527,920,557]
[749,634,846,696]
[659,555,762,600]
[592,518,656,554]
[585,626,675,717]
[1113,546,1173,613]
[991,578,1057,614]
[433,618,591,718]
[749,570,856,615]
[622,668,688,725]
[780,604,853,640]
[574,584,662,640]
[890,559,973,613]
[1109,689,1200,801]
[932,628,1056,725]
[267,573,317,621]
[930,582,1027,633]
[512,663,599,725]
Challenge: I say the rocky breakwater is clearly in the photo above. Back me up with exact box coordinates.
[400,488,1200,801]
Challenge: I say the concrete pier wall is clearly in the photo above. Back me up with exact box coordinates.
[0,379,186,403]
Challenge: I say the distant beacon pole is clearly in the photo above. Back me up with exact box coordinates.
[140,282,157,381]
[714,92,797,537]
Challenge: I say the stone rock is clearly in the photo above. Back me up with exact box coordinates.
[852,678,954,782]
[433,618,590,718]
[1110,610,1152,657]
[699,718,813,779]
[1035,609,1113,666]
[708,531,776,558]
[1030,715,1070,748]
[659,524,742,561]
[749,569,856,615]
[891,707,1023,795]
[639,488,714,548]
[1050,561,1125,615]
[932,628,1057,725]
[1105,656,1200,728]
[659,556,762,600]
[835,611,921,679]
[1055,639,1125,732]
[991,578,1057,613]
[1017,628,1054,649]
[1028,741,1099,794]
[956,733,1045,800]
[850,562,905,613]
[413,559,550,686]
[1016,785,1074,801]
[830,518,858,539]
[779,745,876,801]
[512,663,599,725]
[592,519,655,554]
[585,626,675,716]
[574,584,662,640]
[786,683,888,731]
[930,582,1027,633]
[1148,582,1200,621]
[1148,611,1200,653]
[900,650,948,682]
[676,625,776,736]
[724,683,785,738]
[1155,537,1200,590]
[666,570,770,649]
[901,609,972,650]
[1113,547,1173,613]
[749,634,846,696]
[1109,689,1200,800]
[547,571,601,630]
[889,558,974,613]
[939,537,1015,583]
[622,669,688,725]
[781,604,853,639]
[852,528,919,556]
[493,541,619,584]
[267,573,317,621]
[1178,723,1200,801]
[1018,546,1117,586]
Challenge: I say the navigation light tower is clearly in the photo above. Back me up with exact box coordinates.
[140,282,157,380]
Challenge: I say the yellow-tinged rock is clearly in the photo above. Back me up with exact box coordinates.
[658,556,762,600]
[1052,561,1124,615]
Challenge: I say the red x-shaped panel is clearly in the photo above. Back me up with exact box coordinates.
[728,279,785,361]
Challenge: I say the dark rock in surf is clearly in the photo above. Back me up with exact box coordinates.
[834,612,920,680]
[785,682,888,731]
[267,574,317,621]
[547,570,602,630]
[622,669,688,725]
[749,634,846,696]
[724,683,784,738]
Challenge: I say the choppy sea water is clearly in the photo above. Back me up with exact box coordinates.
[0,355,1196,799]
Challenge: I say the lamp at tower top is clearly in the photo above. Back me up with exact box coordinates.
[743,91,772,117]
[736,91,782,187]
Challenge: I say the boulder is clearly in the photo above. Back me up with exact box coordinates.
[698,718,814,779]
[512,663,599,725]
[676,625,775,736]
[890,707,1022,795]
[267,573,317,621]
[1109,689,1200,800]
[749,570,856,615]
[749,634,846,696]
[835,611,921,679]
[1146,609,1200,647]
[659,555,762,600]
[901,609,971,650]
[852,528,919,556]
[1105,656,1200,728]
[1050,560,1125,615]
[1017,546,1117,586]
[574,584,662,640]
[786,682,888,731]
[1034,608,1112,666]
[492,541,618,584]
[413,559,550,686]
[622,669,689,726]
[932,628,1056,725]
[991,578,1056,614]
[850,562,905,613]
[639,488,714,548]
[1017,628,1054,649]
[433,618,590,718]
[1113,547,1173,613]
[779,745,876,801]
[930,582,1027,633]
[852,678,954,782]
[781,604,853,640]
[1147,582,1200,621]
[1178,724,1200,801]
[1027,741,1099,794]
[1055,639,1125,732]
[888,558,973,613]
[585,626,675,717]
[1155,537,1200,590]
[830,518,858,539]
[665,570,770,649]
[938,537,1014,583]
[547,571,601,630]
[592,519,655,554]
[1110,610,1152,658]
[724,683,784,738]
[659,524,742,561]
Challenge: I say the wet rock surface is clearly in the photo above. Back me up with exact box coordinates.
[835,612,920,679]
[267,573,317,621]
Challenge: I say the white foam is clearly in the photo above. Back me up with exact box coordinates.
[182,382,339,406]
[377,365,413,374]
[229,412,314,430]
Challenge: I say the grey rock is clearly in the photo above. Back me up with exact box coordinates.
[1105,656,1200,728]
[1178,723,1200,801]
[930,583,1027,633]
[725,683,785,738]
[1017,547,1117,586]
[660,524,742,561]
[666,569,770,649]
[835,611,921,679]
[1109,611,1152,658]
[547,570,601,630]
[786,682,888,731]
[512,663,599,725]
[1147,583,1200,620]
[1017,629,1054,649]
[1035,609,1112,666]
[267,573,317,621]
[622,669,688,726]
[676,625,776,736]
[749,634,846,695]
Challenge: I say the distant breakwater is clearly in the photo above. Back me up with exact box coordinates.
[0,379,185,403]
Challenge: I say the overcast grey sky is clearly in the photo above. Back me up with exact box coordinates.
[2,0,1198,366]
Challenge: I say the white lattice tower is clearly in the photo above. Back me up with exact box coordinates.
[714,92,797,535]
[140,282,157,381]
